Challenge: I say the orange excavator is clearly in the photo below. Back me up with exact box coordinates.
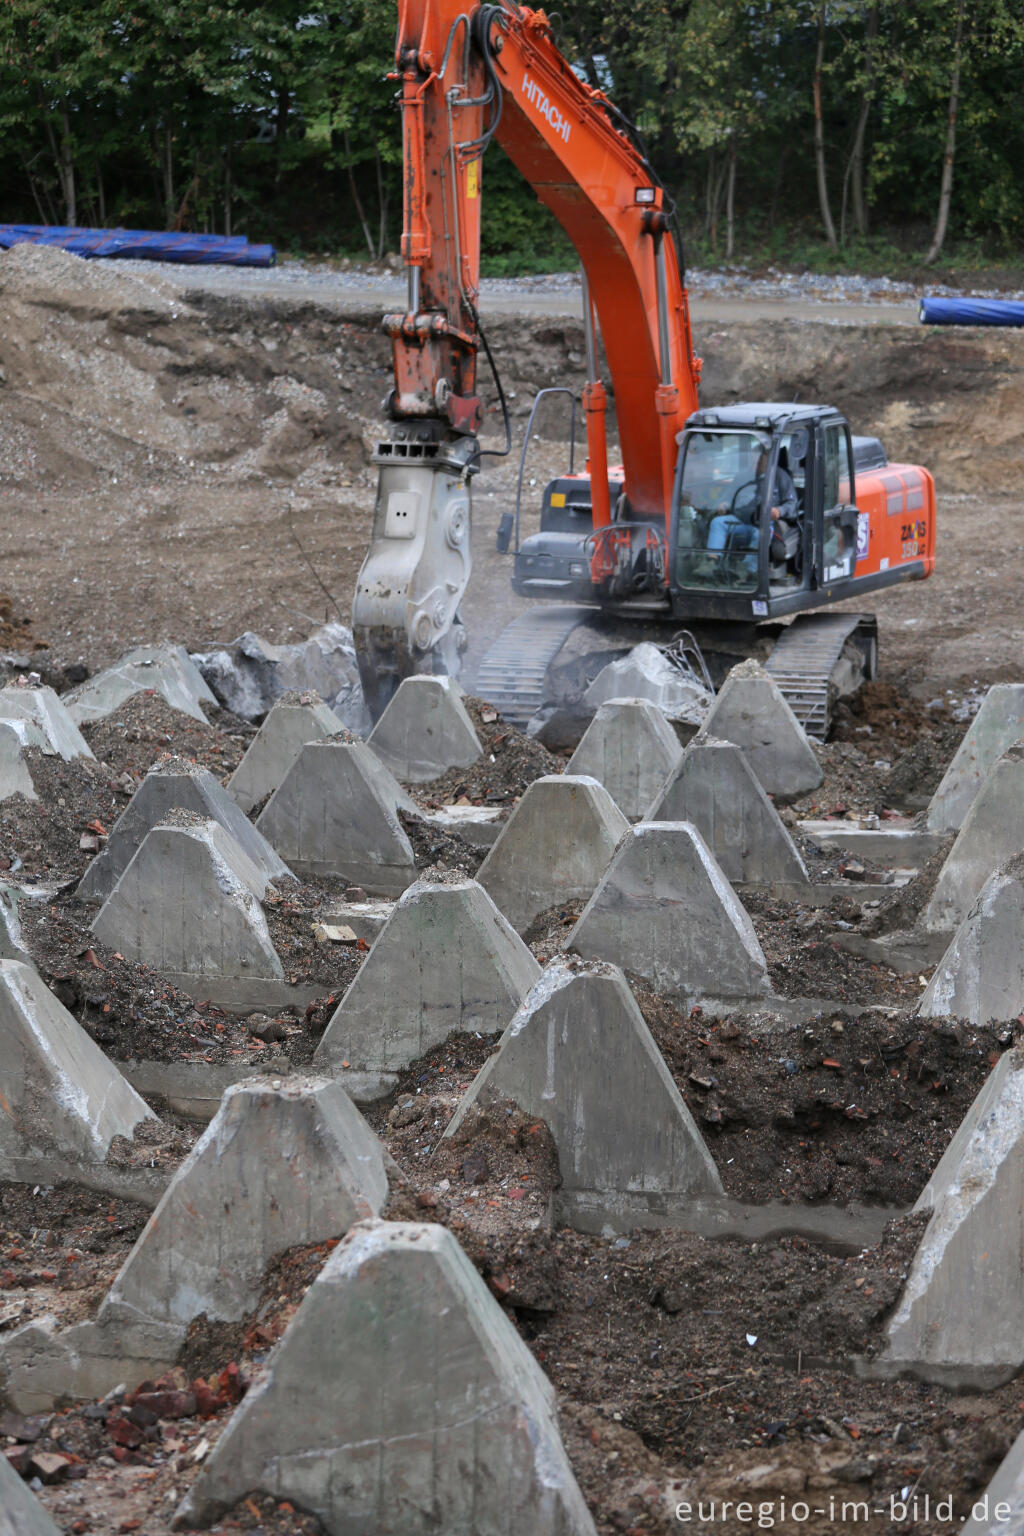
[352,0,935,736]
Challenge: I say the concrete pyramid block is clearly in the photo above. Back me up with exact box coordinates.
[879,1048,1024,1388]
[0,1451,62,1536]
[367,674,483,783]
[256,739,418,894]
[65,643,218,725]
[0,1077,389,1412]
[226,691,344,813]
[568,822,771,1002]
[698,658,822,800]
[91,817,284,982]
[316,879,541,1076]
[923,743,1024,932]
[176,1220,597,1536]
[477,774,629,933]
[928,683,1024,833]
[649,736,809,886]
[960,1427,1024,1534]
[79,755,292,902]
[445,961,722,1206]
[566,696,684,819]
[0,957,155,1178]
[0,718,43,803]
[0,684,93,760]
[919,856,1024,1024]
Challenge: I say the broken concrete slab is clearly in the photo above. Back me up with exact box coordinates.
[64,644,218,726]
[175,1220,597,1536]
[367,674,482,783]
[226,691,344,813]
[316,879,540,1079]
[927,684,1024,833]
[698,657,822,801]
[871,1047,1024,1389]
[568,822,771,1003]
[91,817,284,984]
[650,736,809,887]
[420,803,503,848]
[445,960,722,1215]
[923,744,1024,933]
[477,774,628,933]
[584,642,711,721]
[78,755,292,902]
[0,684,93,760]
[0,1077,389,1412]
[960,1426,1024,1535]
[799,819,943,867]
[919,856,1024,1025]
[117,1056,394,1121]
[0,957,155,1183]
[191,622,366,727]
[566,697,684,820]
[0,1450,62,1536]
[256,739,418,895]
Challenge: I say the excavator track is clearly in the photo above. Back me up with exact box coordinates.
[764,612,874,740]
[474,605,593,727]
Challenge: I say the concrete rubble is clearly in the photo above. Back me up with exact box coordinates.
[477,774,629,933]
[565,696,684,819]
[649,736,809,886]
[192,622,370,733]
[175,1220,598,1536]
[919,855,1024,1024]
[0,1450,62,1536]
[255,738,418,894]
[698,657,823,800]
[227,690,344,813]
[927,683,1024,833]
[79,755,292,902]
[875,1048,1024,1389]
[367,674,483,782]
[316,879,540,1081]
[0,683,93,760]
[444,961,723,1216]
[91,816,284,986]
[583,642,711,722]
[0,957,155,1184]
[0,1077,389,1412]
[922,743,1024,933]
[568,822,771,1003]
[64,644,218,726]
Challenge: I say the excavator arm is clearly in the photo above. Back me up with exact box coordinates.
[352,0,702,717]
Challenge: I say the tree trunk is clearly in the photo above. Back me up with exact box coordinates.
[275,89,289,184]
[97,166,106,226]
[343,129,375,257]
[59,108,76,224]
[375,148,388,258]
[813,0,838,252]
[925,0,965,265]
[848,1,878,238]
[163,121,175,229]
[725,141,737,259]
[224,137,232,237]
[23,158,49,225]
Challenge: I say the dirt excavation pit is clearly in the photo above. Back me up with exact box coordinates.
[2,247,1024,1532]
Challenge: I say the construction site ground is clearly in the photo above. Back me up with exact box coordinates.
[1,245,1023,1534]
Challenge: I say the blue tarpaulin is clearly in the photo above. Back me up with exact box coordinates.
[0,225,275,268]
[919,296,1024,327]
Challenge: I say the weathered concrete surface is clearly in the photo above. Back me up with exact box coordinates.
[0,1450,62,1536]
[227,692,344,813]
[960,1427,1024,1535]
[176,1221,597,1536]
[445,961,723,1206]
[256,739,418,894]
[421,803,504,847]
[650,736,808,886]
[477,775,628,934]
[927,684,1024,833]
[0,684,93,760]
[316,880,540,1076]
[566,697,684,820]
[0,1077,389,1411]
[698,658,822,801]
[0,719,42,802]
[923,744,1024,932]
[568,823,771,1003]
[118,1057,394,1121]
[919,856,1024,1024]
[92,818,284,981]
[79,755,292,902]
[65,644,218,725]
[0,883,32,965]
[192,622,365,727]
[0,957,155,1180]
[584,642,711,721]
[874,1048,1024,1388]
[799,819,943,867]
[368,675,482,783]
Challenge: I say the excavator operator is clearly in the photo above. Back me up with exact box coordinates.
[706,444,797,568]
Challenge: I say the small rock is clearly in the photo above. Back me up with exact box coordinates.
[388,1097,426,1129]
[462,1148,491,1185]
[28,1450,73,1483]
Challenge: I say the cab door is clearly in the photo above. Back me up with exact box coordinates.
[815,419,860,585]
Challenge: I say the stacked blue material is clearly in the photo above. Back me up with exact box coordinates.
[919,296,1024,327]
[0,226,275,268]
